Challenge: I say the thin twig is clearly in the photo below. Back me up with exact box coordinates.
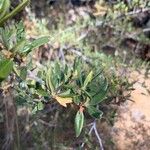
[81,121,104,150]
[143,28,150,33]
[59,46,66,64]
[93,121,104,150]
[38,119,57,128]
[77,31,88,42]
[117,7,150,19]
[70,48,92,63]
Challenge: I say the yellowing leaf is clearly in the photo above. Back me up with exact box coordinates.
[93,3,108,16]
[54,95,72,107]
[2,50,13,58]
[93,11,107,16]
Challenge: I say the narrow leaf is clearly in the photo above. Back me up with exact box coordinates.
[90,79,108,105]
[20,36,49,54]
[20,66,27,80]
[0,59,13,80]
[28,36,49,53]
[75,111,84,137]
[57,89,71,98]
[31,36,49,49]
[0,0,10,20]
[87,106,103,119]
[0,0,30,26]
[83,71,93,90]
[46,68,55,94]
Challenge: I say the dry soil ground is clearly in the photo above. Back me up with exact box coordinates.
[110,70,150,150]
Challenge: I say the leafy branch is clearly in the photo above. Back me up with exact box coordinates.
[0,0,30,26]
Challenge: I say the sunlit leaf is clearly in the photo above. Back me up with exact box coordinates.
[46,68,55,94]
[24,36,49,54]
[54,95,72,107]
[93,3,107,16]
[0,59,13,80]
[0,0,30,26]
[32,105,38,114]
[37,102,44,111]
[75,110,84,137]
[83,71,93,90]
[0,0,10,20]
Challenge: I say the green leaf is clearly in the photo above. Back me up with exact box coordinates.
[0,0,30,26]
[0,59,13,80]
[36,89,49,97]
[73,57,80,71]
[12,39,26,53]
[75,110,84,137]
[73,96,81,105]
[46,68,55,94]
[16,96,27,106]
[90,89,107,105]
[55,62,61,76]
[0,0,5,15]
[30,36,49,49]
[16,21,25,42]
[0,27,9,49]
[37,102,44,111]
[54,61,62,83]
[20,66,27,80]
[24,36,49,54]
[32,102,44,114]
[58,89,72,98]
[0,0,10,20]
[83,71,93,90]
[32,105,38,114]
[87,106,103,119]
[90,79,108,105]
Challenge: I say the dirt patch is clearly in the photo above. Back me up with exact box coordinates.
[110,70,150,150]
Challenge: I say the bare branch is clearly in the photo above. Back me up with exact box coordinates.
[70,48,92,63]
[93,122,104,150]
[143,28,150,33]
[81,121,104,150]
[117,7,150,19]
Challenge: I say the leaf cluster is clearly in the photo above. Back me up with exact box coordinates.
[0,0,30,26]
[0,1,109,139]
[42,58,108,137]
[0,22,49,81]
